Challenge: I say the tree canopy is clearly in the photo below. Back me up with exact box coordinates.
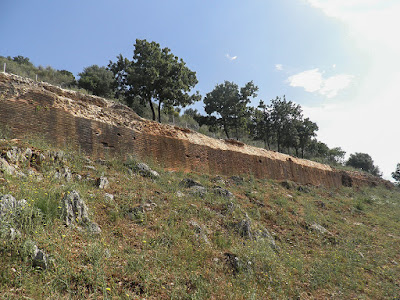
[392,163,400,183]
[78,65,115,98]
[201,81,258,139]
[108,39,199,122]
[346,153,382,177]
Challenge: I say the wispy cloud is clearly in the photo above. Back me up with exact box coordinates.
[275,64,283,71]
[287,68,353,98]
[288,69,323,93]
[225,53,237,61]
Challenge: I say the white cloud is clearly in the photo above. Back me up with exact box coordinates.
[225,54,237,61]
[319,74,354,98]
[303,0,400,179]
[275,64,283,71]
[287,68,353,97]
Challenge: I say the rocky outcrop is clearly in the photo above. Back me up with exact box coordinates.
[0,72,392,189]
[60,190,101,234]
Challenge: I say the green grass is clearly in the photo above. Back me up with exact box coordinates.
[0,138,399,299]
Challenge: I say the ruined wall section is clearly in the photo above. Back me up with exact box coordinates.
[0,73,391,189]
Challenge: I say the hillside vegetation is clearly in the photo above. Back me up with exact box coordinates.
[0,137,399,299]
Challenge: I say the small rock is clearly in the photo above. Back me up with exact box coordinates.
[224,252,240,274]
[136,163,159,178]
[211,176,225,185]
[189,186,207,198]
[105,193,114,201]
[33,249,48,270]
[310,223,329,234]
[188,220,210,245]
[176,191,185,198]
[6,147,20,163]
[236,214,252,239]
[224,202,235,214]
[96,176,109,189]
[255,228,279,251]
[0,227,21,240]
[86,222,102,235]
[213,187,234,199]
[46,150,65,164]
[23,240,48,270]
[0,157,17,175]
[54,167,72,182]
[179,178,202,188]
[84,165,96,171]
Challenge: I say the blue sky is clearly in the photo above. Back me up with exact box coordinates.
[1,0,399,179]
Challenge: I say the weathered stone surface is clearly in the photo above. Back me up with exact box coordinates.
[188,220,210,245]
[188,186,207,198]
[60,190,101,234]
[4,147,32,164]
[254,228,279,251]
[212,186,234,199]
[237,217,252,239]
[0,194,27,216]
[0,227,21,240]
[224,252,240,274]
[46,150,65,163]
[176,191,185,198]
[54,167,72,182]
[135,163,159,179]
[96,176,109,189]
[179,178,202,188]
[0,157,17,175]
[0,72,393,189]
[23,240,49,270]
[104,193,114,201]
[310,223,330,235]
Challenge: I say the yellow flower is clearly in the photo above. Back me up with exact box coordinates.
[106,287,111,292]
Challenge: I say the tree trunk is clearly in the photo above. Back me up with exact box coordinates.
[149,100,156,121]
[157,100,162,123]
[222,119,230,139]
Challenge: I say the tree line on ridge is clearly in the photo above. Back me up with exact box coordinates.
[1,40,395,179]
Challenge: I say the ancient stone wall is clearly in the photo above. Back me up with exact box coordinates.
[0,72,392,189]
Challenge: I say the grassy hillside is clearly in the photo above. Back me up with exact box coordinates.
[0,138,399,299]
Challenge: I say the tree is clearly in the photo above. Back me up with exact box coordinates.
[202,81,258,139]
[296,118,318,158]
[346,152,382,177]
[249,101,275,149]
[327,147,346,164]
[269,96,303,153]
[392,163,400,183]
[78,65,114,97]
[12,55,32,65]
[108,39,199,122]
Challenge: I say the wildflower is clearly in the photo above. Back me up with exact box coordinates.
[106,287,111,292]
